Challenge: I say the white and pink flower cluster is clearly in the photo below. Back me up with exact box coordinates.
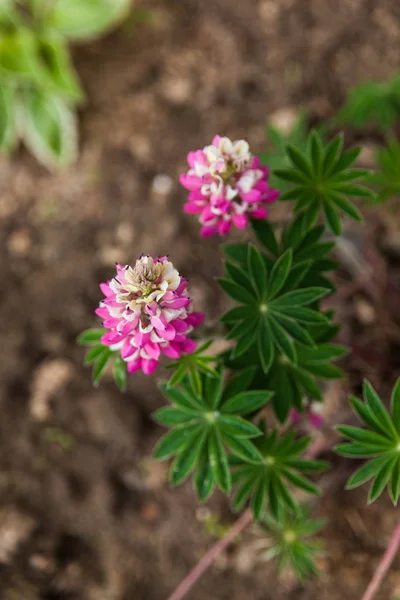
[96,256,204,375]
[180,135,279,237]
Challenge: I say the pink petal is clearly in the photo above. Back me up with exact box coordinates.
[232,213,248,230]
[163,343,181,359]
[181,338,197,354]
[142,358,158,375]
[179,174,202,191]
[218,220,232,236]
[144,342,161,360]
[127,359,141,373]
[200,225,218,237]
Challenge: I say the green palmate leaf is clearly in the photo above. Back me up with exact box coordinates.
[170,430,207,485]
[154,424,203,460]
[77,328,107,345]
[161,384,202,410]
[84,345,106,365]
[273,313,314,346]
[230,426,327,520]
[368,457,397,503]
[208,430,231,493]
[346,454,394,490]
[153,406,200,427]
[221,390,272,415]
[389,457,400,505]
[231,322,258,358]
[337,378,400,505]
[269,317,297,362]
[48,0,132,41]
[251,219,280,256]
[225,261,253,290]
[258,318,275,373]
[223,242,248,264]
[323,202,342,236]
[267,249,292,299]
[189,365,202,399]
[113,354,127,391]
[258,506,324,581]
[218,415,261,438]
[363,380,399,440]
[92,347,112,385]
[224,435,263,463]
[275,287,329,307]
[222,367,257,401]
[392,378,400,434]
[248,244,267,297]
[218,278,256,305]
[274,130,374,233]
[21,90,77,169]
[275,306,328,324]
[194,452,215,501]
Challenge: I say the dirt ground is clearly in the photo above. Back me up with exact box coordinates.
[2,0,400,598]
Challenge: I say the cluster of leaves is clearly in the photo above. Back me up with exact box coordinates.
[77,328,127,391]
[0,0,131,168]
[338,73,400,132]
[218,214,347,422]
[78,131,382,581]
[257,505,325,580]
[366,137,400,205]
[274,130,373,234]
[336,379,400,505]
[153,369,328,521]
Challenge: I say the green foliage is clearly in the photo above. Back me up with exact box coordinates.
[366,137,400,204]
[219,242,330,367]
[338,74,400,132]
[336,379,400,505]
[275,130,374,234]
[166,340,218,393]
[154,371,273,498]
[259,114,309,191]
[77,328,127,390]
[0,0,131,167]
[230,422,328,520]
[217,217,348,422]
[257,505,325,579]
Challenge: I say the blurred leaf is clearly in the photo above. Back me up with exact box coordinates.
[20,90,78,169]
[36,34,84,103]
[0,83,17,151]
[48,0,132,41]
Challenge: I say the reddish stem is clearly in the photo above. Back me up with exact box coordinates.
[167,509,252,600]
[361,521,400,600]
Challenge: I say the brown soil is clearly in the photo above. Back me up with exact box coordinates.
[2,0,400,598]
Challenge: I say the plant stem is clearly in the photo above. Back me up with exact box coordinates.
[361,520,400,600]
[166,509,253,600]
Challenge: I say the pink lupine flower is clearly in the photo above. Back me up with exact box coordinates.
[96,256,204,375]
[290,402,324,429]
[180,135,279,237]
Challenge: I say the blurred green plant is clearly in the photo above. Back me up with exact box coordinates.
[338,73,400,132]
[366,137,400,205]
[0,0,132,168]
[257,505,325,580]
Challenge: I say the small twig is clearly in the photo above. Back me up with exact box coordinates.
[360,521,400,600]
[166,509,253,600]
[166,435,332,600]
